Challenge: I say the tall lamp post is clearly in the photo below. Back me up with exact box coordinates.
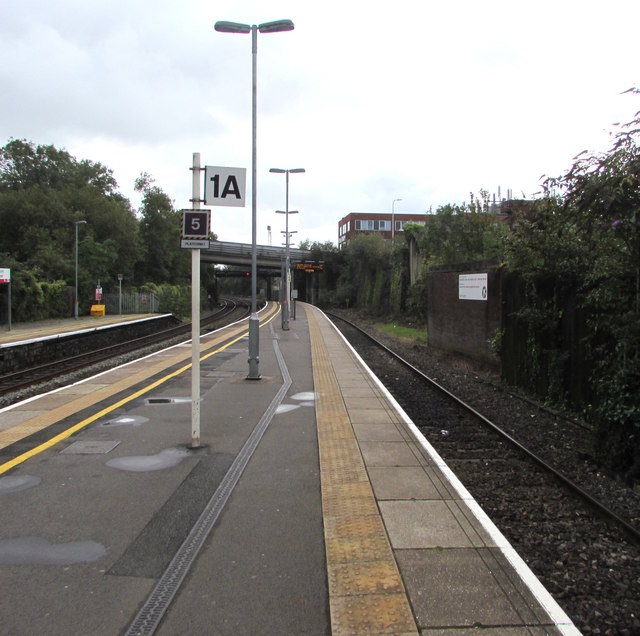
[391,198,402,243]
[280,229,298,324]
[74,220,87,319]
[270,167,305,330]
[215,18,294,379]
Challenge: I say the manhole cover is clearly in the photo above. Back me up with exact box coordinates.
[61,440,120,455]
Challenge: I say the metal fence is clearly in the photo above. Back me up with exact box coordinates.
[102,292,160,315]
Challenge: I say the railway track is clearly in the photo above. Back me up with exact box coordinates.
[328,311,640,635]
[0,298,252,403]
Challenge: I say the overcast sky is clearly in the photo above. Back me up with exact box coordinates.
[1,0,638,247]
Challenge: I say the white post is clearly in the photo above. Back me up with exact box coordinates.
[191,152,202,447]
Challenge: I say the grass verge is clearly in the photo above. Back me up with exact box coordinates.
[374,322,427,343]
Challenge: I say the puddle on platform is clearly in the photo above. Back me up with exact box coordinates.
[0,475,41,494]
[275,404,300,414]
[291,392,317,402]
[106,447,191,472]
[99,415,149,428]
[0,536,106,565]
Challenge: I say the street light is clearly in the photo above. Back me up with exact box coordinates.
[74,220,87,320]
[215,18,294,379]
[391,198,402,243]
[270,167,305,330]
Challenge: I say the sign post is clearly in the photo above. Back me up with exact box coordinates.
[0,268,10,331]
[118,274,123,315]
[182,160,247,444]
[188,153,206,448]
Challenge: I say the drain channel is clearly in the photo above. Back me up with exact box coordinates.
[125,339,292,636]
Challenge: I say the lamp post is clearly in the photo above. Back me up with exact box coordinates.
[270,167,305,330]
[74,220,86,319]
[279,229,298,323]
[391,198,402,243]
[215,18,294,379]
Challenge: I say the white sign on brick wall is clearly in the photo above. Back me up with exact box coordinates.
[459,273,487,301]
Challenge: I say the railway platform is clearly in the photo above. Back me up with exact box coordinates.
[0,312,164,346]
[0,302,578,635]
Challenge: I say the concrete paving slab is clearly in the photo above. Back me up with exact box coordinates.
[395,548,563,633]
[348,408,401,425]
[380,499,490,549]
[0,410,44,430]
[359,440,424,466]
[368,466,445,500]
[343,396,387,411]
[352,420,406,441]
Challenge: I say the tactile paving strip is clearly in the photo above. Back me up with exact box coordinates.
[306,306,418,635]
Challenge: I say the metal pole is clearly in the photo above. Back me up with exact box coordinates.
[271,167,303,329]
[74,220,86,319]
[247,24,261,379]
[7,281,11,331]
[191,152,202,446]
[215,18,294,376]
[75,222,79,320]
[283,170,290,330]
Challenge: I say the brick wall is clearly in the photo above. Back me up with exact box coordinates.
[427,262,501,364]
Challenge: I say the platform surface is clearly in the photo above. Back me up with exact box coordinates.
[0,302,578,634]
[0,313,161,346]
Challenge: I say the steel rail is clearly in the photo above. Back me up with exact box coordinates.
[0,299,253,398]
[327,311,640,545]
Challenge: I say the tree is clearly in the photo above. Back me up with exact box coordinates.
[412,201,508,268]
[335,234,391,312]
[0,140,139,315]
[134,173,188,285]
[505,90,640,478]
[296,240,344,307]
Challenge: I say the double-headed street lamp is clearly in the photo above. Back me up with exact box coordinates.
[391,198,402,243]
[215,18,294,379]
[270,167,305,330]
[74,219,87,320]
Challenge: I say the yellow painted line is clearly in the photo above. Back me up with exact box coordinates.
[0,304,281,475]
[305,305,418,635]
